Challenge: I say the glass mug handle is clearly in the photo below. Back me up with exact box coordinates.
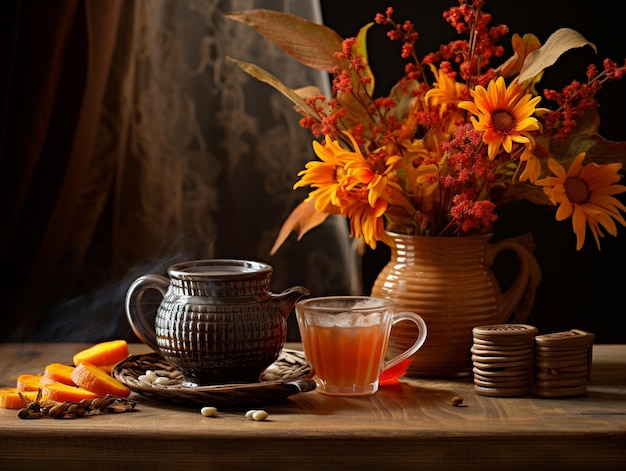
[382,312,428,373]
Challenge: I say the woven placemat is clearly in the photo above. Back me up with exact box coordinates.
[112,349,316,407]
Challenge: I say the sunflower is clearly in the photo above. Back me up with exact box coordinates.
[425,65,467,134]
[458,76,543,160]
[535,152,626,250]
[298,131,410,248]
[342,146,404,208]
[294,136,351,214]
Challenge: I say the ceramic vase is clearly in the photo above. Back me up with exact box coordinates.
[371,232,541,377]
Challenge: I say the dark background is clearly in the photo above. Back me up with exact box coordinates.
[1,1,623,344]
[320,0,626,343]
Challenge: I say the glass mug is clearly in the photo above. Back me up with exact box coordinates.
[295,296,428,396]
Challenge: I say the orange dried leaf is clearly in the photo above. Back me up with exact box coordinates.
[226,58,316,119]
[225,9,344,72]
[71,362,131,398]
[270,199,329,255]
[498,33,542,80]
[72,340,129,368]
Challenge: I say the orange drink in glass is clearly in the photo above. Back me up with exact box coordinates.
[295,296,427,396]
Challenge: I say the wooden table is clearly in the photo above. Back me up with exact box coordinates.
[1,343,624,470]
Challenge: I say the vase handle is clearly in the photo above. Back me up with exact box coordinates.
[485,233,542,324]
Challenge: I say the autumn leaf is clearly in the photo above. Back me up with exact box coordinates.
[518,28,596,83]
[548,133,626,168]
[270,200,329,255]
[498,33,542,80]
[225,9,344,73]
[226,57,318,119]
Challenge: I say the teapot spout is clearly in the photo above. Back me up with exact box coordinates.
[273,286,310,319]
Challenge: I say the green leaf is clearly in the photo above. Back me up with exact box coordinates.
[518,28,596,83]
[225,9,344,72]
[352,22,375,95]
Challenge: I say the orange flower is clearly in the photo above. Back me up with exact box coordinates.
[458,77,542,160]
[518,146,542,183]
[294,136,350,214]
[296,131,408,248]
[343,193,392,249]
[535,153,626,250]
[425,64,466,134]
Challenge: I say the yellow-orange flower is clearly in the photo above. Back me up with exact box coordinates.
[343,194,392,249]
[535,153,626,250]
[342,142,404,208]
[294,136,350,214]
[425,65,466,134]
[298,131,409,248]
[518,146,542,183]
[458,76,542,160]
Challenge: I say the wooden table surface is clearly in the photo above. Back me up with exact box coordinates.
[1,342,624,471]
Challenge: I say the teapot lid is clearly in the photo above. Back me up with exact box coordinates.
[168,259,272,279]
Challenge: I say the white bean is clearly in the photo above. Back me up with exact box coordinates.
[201,406,217,417]
[251,410,269,421]
[145,370,159,381]
[153,376,171,386]
[245,410,258,419]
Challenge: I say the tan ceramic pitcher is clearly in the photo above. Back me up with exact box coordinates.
[125,259,309,386]
[371,232,541,377]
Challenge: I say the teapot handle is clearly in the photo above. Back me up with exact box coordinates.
[125,274,169,353]
[484,233,542,324]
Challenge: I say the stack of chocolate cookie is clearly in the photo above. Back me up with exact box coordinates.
[534,329,595,397]
[471,324,538,397]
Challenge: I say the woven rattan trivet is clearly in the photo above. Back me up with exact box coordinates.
[112,348,316,407]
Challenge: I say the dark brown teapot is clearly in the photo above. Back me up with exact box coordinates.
[125,259,309,386]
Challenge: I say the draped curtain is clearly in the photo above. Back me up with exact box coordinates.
[1,0,359,342]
